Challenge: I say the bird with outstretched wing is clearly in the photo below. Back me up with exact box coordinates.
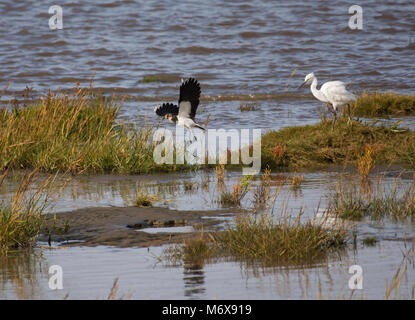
[154,78,204,139]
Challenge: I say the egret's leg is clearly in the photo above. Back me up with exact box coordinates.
[331,109,337,130]
[326,103,331,113]
[325,103,331,121]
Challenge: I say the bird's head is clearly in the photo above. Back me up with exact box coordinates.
[299,72,315,88]
[165,114,177,123]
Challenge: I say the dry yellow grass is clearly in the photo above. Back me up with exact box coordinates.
[357,144,375,181]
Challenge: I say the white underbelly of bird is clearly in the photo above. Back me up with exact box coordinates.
[177,116,204,130]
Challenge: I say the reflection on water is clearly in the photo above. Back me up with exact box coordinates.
[0,249,48,300]
[1,169,415,235]
[0,239,414,299]
[183,261,206,299]
[1,0,415,300]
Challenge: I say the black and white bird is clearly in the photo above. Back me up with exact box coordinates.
[154,78,204,139]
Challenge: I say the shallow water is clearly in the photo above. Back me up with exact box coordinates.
[1,170,415,299]
[1,239,414,300]
[1,0,415,300]
[1,0,415,132]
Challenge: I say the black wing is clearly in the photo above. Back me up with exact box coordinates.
[178,78,201,120]
[154,103,179,117]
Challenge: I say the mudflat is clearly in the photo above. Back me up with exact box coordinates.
[39,206,238,248]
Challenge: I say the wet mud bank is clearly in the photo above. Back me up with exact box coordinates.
[39,206,238,248]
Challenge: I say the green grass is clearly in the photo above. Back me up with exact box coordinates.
[138,74,178,83]
[0,88,193,174]
[328,176,415,221]
[164,211,349,266]
[135,189,158,207]
[139,76,163,83]
[217,175,252,207]
[261,118,415,171]
[363,237,377,246]
[353,91,415,117]
[164,235,217,265]
[216,212,347,265]
[0,170,52,254]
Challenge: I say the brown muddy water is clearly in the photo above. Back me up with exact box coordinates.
[1,0,415,299]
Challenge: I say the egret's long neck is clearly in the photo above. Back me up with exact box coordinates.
[310,77,327,102]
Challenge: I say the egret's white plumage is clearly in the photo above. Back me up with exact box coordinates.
[302,72,356,112]
[300,72,357,128]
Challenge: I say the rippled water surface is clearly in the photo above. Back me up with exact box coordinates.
[1,0,415,130]
[1,170,415,299]
[1,239,414,300]
[1,0,415,300]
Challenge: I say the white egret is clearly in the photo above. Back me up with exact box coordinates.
[300,72,357,128]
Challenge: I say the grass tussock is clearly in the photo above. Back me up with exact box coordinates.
[0,170,54,254]
[218,175,252,207]
[214,164,225,185]
[353,91,415,117]
[329,175,415,221]
[291,173,304,190]
[357,144,375,181]
[0,87,189,174]
[363,236,377,246]
[261,118,415,171]
[135,189,159,207]
[214,212,348,265]
[252,167,272,211]
[165,211,349,266]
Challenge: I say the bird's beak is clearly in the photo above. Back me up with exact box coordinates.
[298,81,307,89]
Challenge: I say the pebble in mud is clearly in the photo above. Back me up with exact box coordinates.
[127,219,187,229]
